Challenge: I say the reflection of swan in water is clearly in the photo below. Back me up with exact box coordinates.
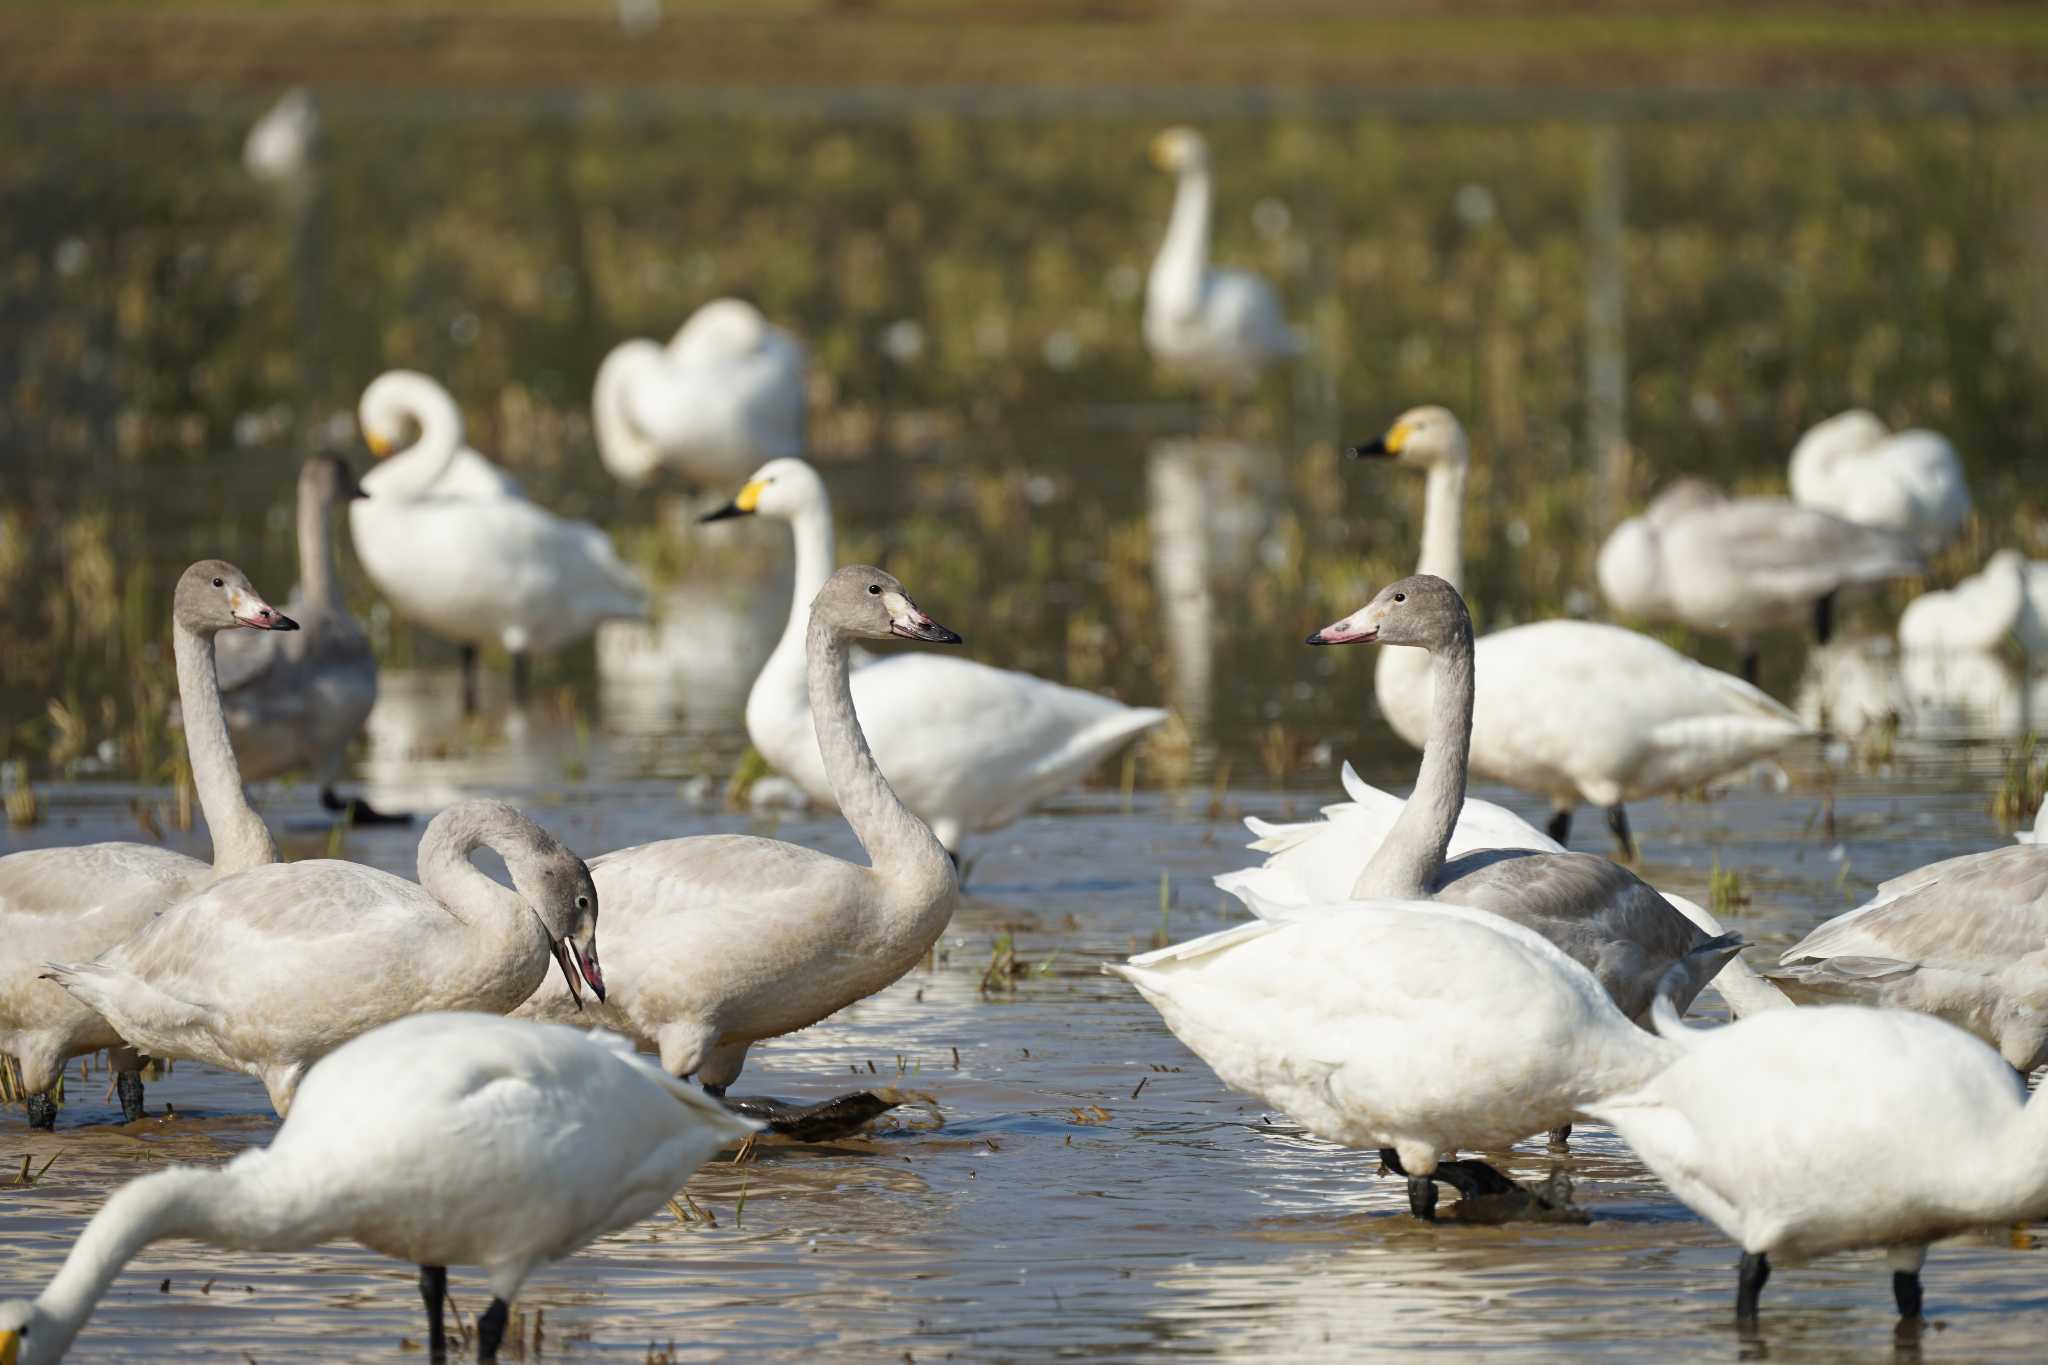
[1795,635,1912,738]
[358,668,595,805]
[597,574,784,746]
[1798,636,2045,742]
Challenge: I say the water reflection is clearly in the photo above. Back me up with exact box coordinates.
[1797,636,2048,746]
[597,573,782,761]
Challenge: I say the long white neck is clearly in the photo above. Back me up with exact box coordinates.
[365,379,460,502]
[30,1163,328,1360]
[415,805,551,959]
[1416,460,1468,589]
[298,482,340,613]
[751,503,839,725]
[173,620,275,875]
[1148,167,1211,317]
[592,340,663,484]
[1350,623,1473,901]
[806,616,953,901]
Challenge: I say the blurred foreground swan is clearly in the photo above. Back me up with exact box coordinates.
[704,459,1167,856]
[1767,841,2048,1072]
[0,561,293,1128]
[205,458,396,822]
[351,370,647,709]
[594,298,806,486]
[1598,477,1921,681]
[48,800,604,1115]
[1590,991,2048,1324]
[1113,900,1674,1220]
[1144,127,1302,384]
[1346,407,1809,855]
[519,568,963,1138]
[1789,408,1971,555]
[0,1013,758,1363]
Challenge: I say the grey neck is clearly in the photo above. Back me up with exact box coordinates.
[805,615,951,890]
[298,482,340,612]
[172,620,276,875]
[1349,621,1474,901]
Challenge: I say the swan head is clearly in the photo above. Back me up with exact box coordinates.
[175,560,298,636]
[1643,476,1725,527]
[303,455,366,504]
[508,842,605,1008]
[1595,516,1668,617]
[1307,574,1469,650]
[1150,126,1209,174]
[699,457,826,525]
[0,1298,65,1365]
[815,565,961,645]
[1345,405,1467,471]
[358,370,459,460]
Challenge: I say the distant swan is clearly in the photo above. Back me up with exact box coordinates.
[351,370,647,709]
[1789,408,1971,555]
[703,459,1167,857]
[358,369,523,502]
[1144,127,1302,384]
[47,799,604,1115]
[0,561,293,1128]
[1350,407,1809,854]
[594,298,806,487]
[0,1012,756,1363]
[1898,548,2048,655]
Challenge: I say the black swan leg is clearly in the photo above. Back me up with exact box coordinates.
[510,653,531,705]
[1735,1251,1771,1323]
[419,1265,448,1364]
[1606,805,1636,861]
[116,1069,145,1123]
[1814,591,1837,645]
[1547,1123,1572,1152]
[1546,808,1572,845]
[1893,1268,1924,1320]
[1739,647,1762,688]
[476,1296,510,1361]
[25,1091,56,1130]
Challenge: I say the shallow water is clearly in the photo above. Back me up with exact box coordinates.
[5,730,2047,1363]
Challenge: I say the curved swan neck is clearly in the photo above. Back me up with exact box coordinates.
[368,377,460,502]
[415,804,548,942]
[298,479,340,612]
[756,503,839,714]
[593,343,661,483]
[806,616,950,885]
[173,620,276,875]
[1349,624,1474,901]
[1416,460,1468,590]
[1150,166,1211,311]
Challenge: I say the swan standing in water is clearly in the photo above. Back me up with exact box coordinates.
[351,370,647,711]
[202,458,398,823]
[1789,408,1971,555]
[1112,900,1676,1220]
[1342,407,1808,855]
[0,1012,757,1363]
[1597,477,1922,683]
[1898,548,2048,654]
[358,370,523,501]
[1767,842,2048,1072]
[702,460,1168,858]
[47,800,604,1116]
[1589,989,2048,1324]
[0,561,293,1129]
[594,298,806,487]
[1144,127,1302,384]
[518,568,962,1134]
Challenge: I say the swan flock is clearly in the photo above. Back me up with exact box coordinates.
[7,113,2039,1362]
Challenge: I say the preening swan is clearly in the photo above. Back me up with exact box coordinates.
[1767,842,2048,1072]
[594,298,806,487]
[351,370,647,710]
[1588,992,2048,1323]
[518,567,962,1131]
[0,560,293,1129]
[358,370,523,501]
[1348,407,1809,854]
[46,799,605,1116]
[0,1012,758,1363]
[1597,476,1921,682]
[1111,900,1676,1220]
[702,459,1168,857]
[1144,127,1302,384]
[203,458,395,823]
[1898,548,2048,654]
[1788,408,1971,555]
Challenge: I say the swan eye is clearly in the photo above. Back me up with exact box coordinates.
[1393,593,1406,603]
[212,577,225,588]
[574,895,590,911]
[868,584,882,595]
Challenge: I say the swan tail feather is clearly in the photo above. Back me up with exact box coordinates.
[1766,954,1919,987]
[42,961,224,1036]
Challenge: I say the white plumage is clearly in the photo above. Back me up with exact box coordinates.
[1898,548,2048,654]
[1788,408,1972,554]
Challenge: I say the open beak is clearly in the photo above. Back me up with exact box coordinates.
[1306,613,1378,646]
[884,592,962,644]
[229,588,298,632]
[552,938,587,1010]
[573,933,605,1002]
[699,479,765,523]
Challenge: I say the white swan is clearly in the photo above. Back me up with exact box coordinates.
[46,799,605,1116]
[1111,900,1676,1220]
[2020,803,2047,845]
[1766,842,2048,1071]
[1144,127,1303,384]
[1898,548,2048,654]
[203,458,394,823]
[358,370,523,501]
[1788,408,1972,554]
[1597,476,1922,681]
[518,567,960,1118]
[242,87,317,183]
[1589,992,2048,1324]
[351,370,647,709]
[1347,406,1810,854]
[0,1012,757,1364]
[0,561,293,1129]
[593,298,806,487]
[703,459,1168,856]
